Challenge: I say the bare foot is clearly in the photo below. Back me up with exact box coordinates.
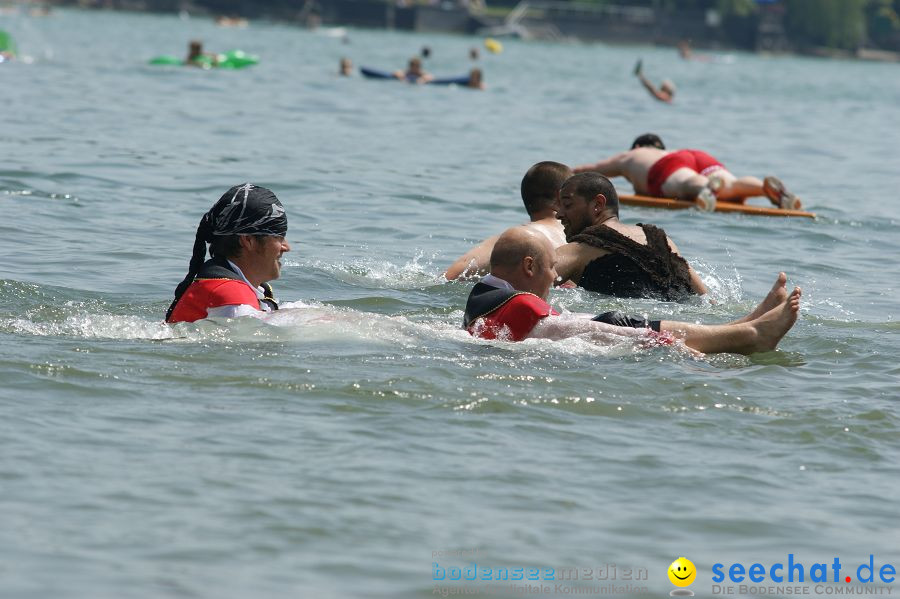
[746,286,801,353]
[730,272,788,324]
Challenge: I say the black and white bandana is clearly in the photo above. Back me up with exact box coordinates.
[204,183,288,238]
[166,183,288,321]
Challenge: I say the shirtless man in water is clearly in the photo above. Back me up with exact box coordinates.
[574,133,802,210]
[444,161,570,280]
[464,226,801,355]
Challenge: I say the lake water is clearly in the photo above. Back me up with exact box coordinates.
[2,7,899,599]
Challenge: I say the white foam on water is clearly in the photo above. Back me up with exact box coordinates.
[263,303,660,360]
[694,258,744,304]
[1,314,177,340]
[289,253,447,289]
[2,298,718,365]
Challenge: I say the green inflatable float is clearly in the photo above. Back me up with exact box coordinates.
[149,49,258,69]
[0,30,17,61]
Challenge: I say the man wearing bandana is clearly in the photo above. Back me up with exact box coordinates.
[165,183,291,323]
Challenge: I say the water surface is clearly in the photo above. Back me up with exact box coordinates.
[1,8,899,598]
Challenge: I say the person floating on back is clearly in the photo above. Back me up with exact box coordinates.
[464,226,801,356]
[166,184,291,323]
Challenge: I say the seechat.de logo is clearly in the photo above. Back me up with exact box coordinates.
[668,557,696,597]
[711,555,897,585]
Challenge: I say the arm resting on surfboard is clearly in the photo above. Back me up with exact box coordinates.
[573,153,627,177]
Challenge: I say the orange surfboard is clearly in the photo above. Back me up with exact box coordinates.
[619,194,816,219]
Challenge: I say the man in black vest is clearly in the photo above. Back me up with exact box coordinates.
[554,172,707,300]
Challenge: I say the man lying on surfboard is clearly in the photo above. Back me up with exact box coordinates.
[574,133,802,211]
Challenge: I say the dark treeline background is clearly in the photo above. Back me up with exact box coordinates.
[52,0,900,52]
[639,0,900,50]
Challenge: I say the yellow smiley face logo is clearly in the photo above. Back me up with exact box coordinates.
[668,557,697,587]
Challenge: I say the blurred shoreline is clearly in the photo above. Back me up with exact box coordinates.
[29,0,900,62]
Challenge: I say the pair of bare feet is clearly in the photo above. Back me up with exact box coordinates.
[662,272,801,356]
[732,272,801,353]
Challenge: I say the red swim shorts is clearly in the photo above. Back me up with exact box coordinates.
[646,149,724,197]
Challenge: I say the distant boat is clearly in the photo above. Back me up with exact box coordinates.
[475,0,563,41]
[477,24,528,39]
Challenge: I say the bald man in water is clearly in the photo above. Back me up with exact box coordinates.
[463,226,801,355]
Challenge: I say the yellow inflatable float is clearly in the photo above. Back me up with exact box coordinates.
[484,38,503,54]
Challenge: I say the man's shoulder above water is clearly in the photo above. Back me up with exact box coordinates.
[523,219,566,247]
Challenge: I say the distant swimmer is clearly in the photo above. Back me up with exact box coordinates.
[394,57,433,84]
[185,40,218,68]
[215,15,249,27]
[574,133,802,209]
[339,56,353,76]
[677,39,712,62]
[554,172,708,299]
[166,184,291,323]
[464,226,801,356]
[445,161,571,281]
[29,4,52,17]
[466,68,485,90]
[634,59,675,103]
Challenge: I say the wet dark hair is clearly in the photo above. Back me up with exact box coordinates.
[562,172,620,217]
[209,234,271,259]
[631,133,665,150]
[520,161,573,217]
[209,234,242,259]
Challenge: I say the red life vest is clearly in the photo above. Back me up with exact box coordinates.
[463,282,557,341]
[166,258,261,323]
